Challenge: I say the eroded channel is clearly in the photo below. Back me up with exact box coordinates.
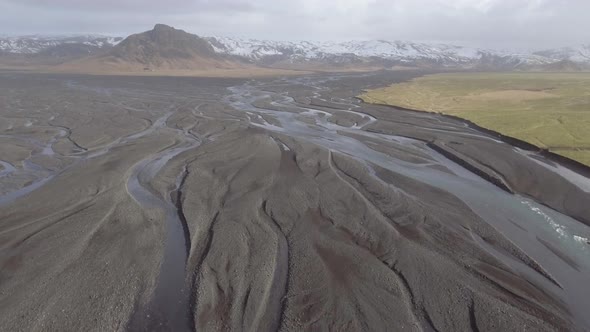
[225,75,590,330]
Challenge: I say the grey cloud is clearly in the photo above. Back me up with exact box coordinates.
[2,0,256,13]
[0,0,588,49]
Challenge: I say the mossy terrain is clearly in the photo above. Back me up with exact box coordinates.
[360,72,590,166]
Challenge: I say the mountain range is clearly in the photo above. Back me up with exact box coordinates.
[0,35,122,55]
[1,24,589,72]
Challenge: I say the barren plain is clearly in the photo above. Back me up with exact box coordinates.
[0,70,589,331]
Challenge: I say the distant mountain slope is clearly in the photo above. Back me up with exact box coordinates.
[0,35,122,56]
[60,24,240,72]
[519,60,584,72]
[0,35,124,67]
[2,27,589,72]
[206,37,568,70]
[207,37,482,63]
[110,24,216,64]
[534,45,590,63]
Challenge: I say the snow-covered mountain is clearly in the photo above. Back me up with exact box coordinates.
[207,37,588,70]
[207,37,482,61]
[0,35,123,55]
[534,45,590,63]
[1,33,588,71]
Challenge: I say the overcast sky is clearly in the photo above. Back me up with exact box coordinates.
[0,0,587,49]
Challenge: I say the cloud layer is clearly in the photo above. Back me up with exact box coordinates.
[0,0,587,48]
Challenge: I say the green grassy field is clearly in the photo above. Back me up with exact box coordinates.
[360,72,590,166]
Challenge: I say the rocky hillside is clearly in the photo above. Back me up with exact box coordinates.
[60,24,239,71]
[109,24,218,66]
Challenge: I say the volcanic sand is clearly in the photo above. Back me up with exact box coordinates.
[0,71,589,331]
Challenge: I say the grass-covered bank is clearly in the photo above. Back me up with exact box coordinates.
[360,72,590,166]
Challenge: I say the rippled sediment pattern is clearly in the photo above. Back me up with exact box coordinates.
[0,71,589,331]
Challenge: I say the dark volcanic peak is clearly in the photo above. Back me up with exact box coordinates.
[111,24,217,64]
[59,24,241,71]
[153,23,175,32]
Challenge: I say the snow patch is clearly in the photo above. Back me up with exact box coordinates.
[206,37,590,66]
[0,35,122,54]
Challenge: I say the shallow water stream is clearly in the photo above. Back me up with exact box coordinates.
[226,76,590,329]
